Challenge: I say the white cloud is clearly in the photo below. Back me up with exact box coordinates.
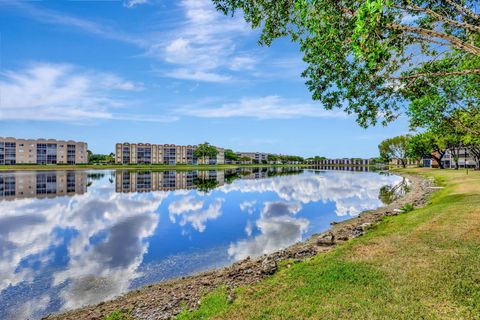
[165,69,231,83]
[124,0,149,8]
[229,56,257,71]
[228,201,309,260]
[177,96,347,120]
[156,0,255,81]
[168,196,204,214]
[0,63,175,123]
[239,200,257,214]
[168,196,224,232]
[220,171,404,217]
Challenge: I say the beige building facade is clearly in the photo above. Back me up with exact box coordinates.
[0,137,88,165]
[0,171,88,201]
[115,143,225,165]
[236,152,269,163]
[115,170,225,192]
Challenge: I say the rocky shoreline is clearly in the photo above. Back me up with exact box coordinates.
[45,172,435,320]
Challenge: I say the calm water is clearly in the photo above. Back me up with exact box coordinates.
[0,167,403,319]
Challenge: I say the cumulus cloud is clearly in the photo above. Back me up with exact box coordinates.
[177,96,347,120]
[168,196,224,232]
[0,63,175,122]
[155,0,255,81]
[239,200,257,214]
[228,201,308,260]
[220,171,403,216]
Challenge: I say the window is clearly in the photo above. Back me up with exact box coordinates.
[67,145,76,164]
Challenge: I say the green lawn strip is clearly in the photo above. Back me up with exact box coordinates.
[175,169,480,319]
[175,287,231,320]
[103,309,133,320]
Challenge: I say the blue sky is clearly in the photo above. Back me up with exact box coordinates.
[0,0,410,157]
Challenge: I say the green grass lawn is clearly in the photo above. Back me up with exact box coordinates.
[176,168,480,319]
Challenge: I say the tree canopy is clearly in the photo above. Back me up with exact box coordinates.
[213,0,480,127]
[193,143,219,163]
[378,135,411,167]
[224,149,240,161]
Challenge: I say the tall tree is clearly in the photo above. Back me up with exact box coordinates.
[407,131,448,168]
[224,149,240,162]
[193,143,219,164]
[213,0,480,127]
[378,135,411,167]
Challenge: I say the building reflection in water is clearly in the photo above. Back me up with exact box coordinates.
[0,171,88,200]
[309,165,387,172]
[115,167,302,193]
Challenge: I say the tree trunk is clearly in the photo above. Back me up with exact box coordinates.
[432,154,444,169]
[470,148,480,170]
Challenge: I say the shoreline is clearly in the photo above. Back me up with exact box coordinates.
[44,171,435,320]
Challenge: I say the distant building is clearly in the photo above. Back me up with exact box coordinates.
[389,158,420,167]
[0,137,88,165]
[115,143,225,165]
[306,158,371,166]
[422,148,477,168]
[236,152,269,164]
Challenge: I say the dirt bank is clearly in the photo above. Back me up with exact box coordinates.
[45,172,434,320]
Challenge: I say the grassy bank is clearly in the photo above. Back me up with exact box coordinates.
[176,168,480,319]
[0,163,312,171]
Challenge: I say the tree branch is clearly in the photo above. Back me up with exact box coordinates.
[390,68,480,80]
[387,23,480,56]
[392,3,480,33]
[444,0,480,21]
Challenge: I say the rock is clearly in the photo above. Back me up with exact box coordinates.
[261,258,277,275]
[352,226,364,238]
[330,221,339,225]
[316,232,335,246]
[360,222,372,229]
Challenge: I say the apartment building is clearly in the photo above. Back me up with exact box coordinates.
[236,152,269,163]
[115,143,225,165]
[0,171,88,201]
[389,158,420,166]
[423,148,477,168]
[306,158,371,165]
[0,137,88,165]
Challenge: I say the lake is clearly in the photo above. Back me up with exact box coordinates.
[0,167,404,319]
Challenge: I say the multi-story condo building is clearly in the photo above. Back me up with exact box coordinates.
[0,137,88,165]
[236,152,269,163]
[422,148,477,168]
[0,171,88,200]
[306,158,371,165]
[115,143,225,165]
